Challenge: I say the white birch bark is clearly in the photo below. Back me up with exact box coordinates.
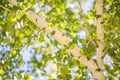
[96,0,104,69]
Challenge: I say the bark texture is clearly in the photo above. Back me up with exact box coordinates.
[96,0,104,69]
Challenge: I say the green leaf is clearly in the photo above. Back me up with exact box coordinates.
[0,69,4,76]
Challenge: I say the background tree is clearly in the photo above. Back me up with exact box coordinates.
[0,0,120,80]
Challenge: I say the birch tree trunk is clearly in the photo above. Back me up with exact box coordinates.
[96,0,104,69]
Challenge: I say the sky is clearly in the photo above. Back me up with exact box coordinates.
[0,0,113,80]
[26,0,94,80]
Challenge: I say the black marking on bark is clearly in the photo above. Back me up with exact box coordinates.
[102,48,105,52]
[96,44,99,48]
[62,33,64,36]
[96,14,101,18]
[78,56,81,59]
[101,21,104,24]
[101,55,104,59]
[51,30,56,35]
[87,56,90,60]
[42,27,45,30]
[101,53,106,59]
[36,19,38,22]
[96,68,101,72]
[101,55,104,58]
[93,59,99,67]
[85,66,88,68]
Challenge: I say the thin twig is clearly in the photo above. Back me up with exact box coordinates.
[0,4,11,12]
[78,0,84,17]
[78,0,96,46]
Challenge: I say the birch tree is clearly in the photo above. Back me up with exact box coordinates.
[0,0,120,80]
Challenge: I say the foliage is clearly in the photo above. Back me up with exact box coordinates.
[0,0,120,79]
